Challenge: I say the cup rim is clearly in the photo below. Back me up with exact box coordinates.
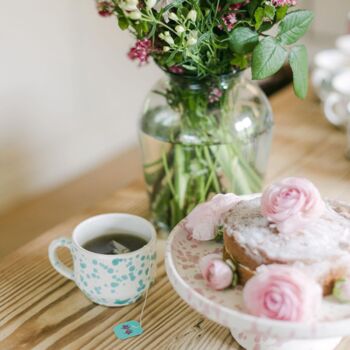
[72,213,157,258]
[332,69,350,96]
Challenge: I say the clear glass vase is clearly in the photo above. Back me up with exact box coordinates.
[139,72,273,234]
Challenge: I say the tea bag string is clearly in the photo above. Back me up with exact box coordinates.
[138,287,149,327]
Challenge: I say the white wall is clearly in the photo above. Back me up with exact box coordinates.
[0,0,161,212]
[306,0,350,37]
[0,0,349,212]
[295,1,350,57]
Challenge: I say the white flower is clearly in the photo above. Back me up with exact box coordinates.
[146,0,157,9]
[187,9,197,22]
[120,0,138,11]
[154,0,173,11]
[175,25,185,34]
[159,31,174,46]
[168,12,178,21]
[128,10,142,20]
[187,30,198,46]
[163,46,171,52]
[153,0,174,22]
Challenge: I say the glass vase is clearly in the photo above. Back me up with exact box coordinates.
[139,72,273,234]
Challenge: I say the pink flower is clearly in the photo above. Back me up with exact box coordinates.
[222,13,237,32]
[184,194,240,241]
[271,0,297,7]
[168,65,184,74]
[333,278,350,303]
[199,254,233,290]
[96,1,114,17]
[128,39,152,65]
[261,177,325,234]
[243,265,322,322]
[209,87,223,103]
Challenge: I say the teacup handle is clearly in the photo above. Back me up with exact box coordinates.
[324,92,347,127]
[48,237,75,281]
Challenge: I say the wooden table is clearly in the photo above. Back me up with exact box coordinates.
[1,86,350,350]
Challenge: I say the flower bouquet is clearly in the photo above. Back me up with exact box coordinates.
[96,0,313,233]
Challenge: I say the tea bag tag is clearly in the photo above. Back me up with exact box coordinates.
[111,240,130,254]
[113,320,143,340]
[113,286,149,340]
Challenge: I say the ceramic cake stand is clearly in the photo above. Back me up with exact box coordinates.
[165,221,350,350]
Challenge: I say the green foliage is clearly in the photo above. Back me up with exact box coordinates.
[215,225,224,242]
[277,10,314,45]
[289,45,308,99]
[118,17,129,30]
[102,0,313,98]
[276,6,288,22]
[230,54,249,70]
[229,27,259,54]
[252,37,288,80]
[264,5,276,21]
[254,7,265,30]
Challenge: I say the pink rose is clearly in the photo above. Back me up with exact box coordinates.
[243,265,322,322]
[261,177,325,233]
[184,194,240,241]
[199,254,233,290]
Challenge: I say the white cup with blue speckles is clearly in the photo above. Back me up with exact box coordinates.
[48,213,157,307]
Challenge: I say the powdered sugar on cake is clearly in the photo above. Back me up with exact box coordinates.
[223,197,350,270]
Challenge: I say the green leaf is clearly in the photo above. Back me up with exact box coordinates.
[229,27,259,54]
[118,17,129,30]
[163,0,185,13]
[276,5,288,22]
[181,64,197,71]
[277,10,314,45]
[289,45,309,99]
[230,54,249,69]
[259,21,275,32]
[254,7,264,30]
[247,0,259,17]
[265,4,276,20]
[252,37,288,80]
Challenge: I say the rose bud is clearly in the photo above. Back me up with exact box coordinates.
[199,254,234,290]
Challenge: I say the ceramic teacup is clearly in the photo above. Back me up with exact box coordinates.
[336,34,350,57]
[311,49,350,101]
[48,213,157,307]
[324,69,350,128]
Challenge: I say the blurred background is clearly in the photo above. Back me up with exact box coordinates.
[0,0,349,257]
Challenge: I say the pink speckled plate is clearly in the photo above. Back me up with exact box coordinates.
[165,197,350,350]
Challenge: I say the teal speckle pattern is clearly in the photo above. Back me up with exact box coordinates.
[112,258,122,266]
[72,246,156,307]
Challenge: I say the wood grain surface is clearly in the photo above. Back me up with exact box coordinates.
[1,86,350,350]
